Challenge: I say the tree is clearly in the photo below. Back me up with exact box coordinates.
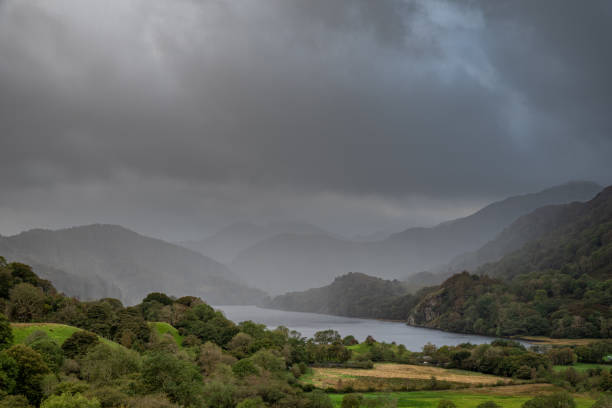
[141,352,204,407]
[61,331,99,359]
[8,283,46,322]
[0,352,17,394]
[40,393,101,408]
[0,314,13,350]
[28,338,64,373]
[313,330,341,345]
[4,344,49,405]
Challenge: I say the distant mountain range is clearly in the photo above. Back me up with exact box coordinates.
[179,221,332,263]
[229,181,602,294]
[0,224,266,305]
[269,185,612,338]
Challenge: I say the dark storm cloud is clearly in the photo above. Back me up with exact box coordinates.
[0,0,611,238]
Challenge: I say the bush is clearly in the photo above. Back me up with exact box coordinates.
[29,338,64,373]
[437,400,457,408]
[307,390,333,408]
[79,343,141,384]
[141,352,204,407]
[0,395,32,408]
[236,397,265,408]
[61,331,99,359]
[522,392,576,408]
[232,359,259,378]
[341,394,363,408]
[41,393,101,408]
[476,402,502,408]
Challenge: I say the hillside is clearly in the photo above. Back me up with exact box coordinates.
[231,182,601,294]
[268,272,415,319]
[0,224,266,305]
[271,186,612,338]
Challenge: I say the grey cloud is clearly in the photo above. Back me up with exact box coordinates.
[0,0,611,238]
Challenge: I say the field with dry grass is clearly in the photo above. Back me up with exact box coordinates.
[304,363,513,391]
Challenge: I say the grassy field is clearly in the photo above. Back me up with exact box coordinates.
[11,323,122,349]
[553,363,612,372]
[149,322,183,347]
[518,336,602,346]
[327,385,596,408]
[305,363,512,391]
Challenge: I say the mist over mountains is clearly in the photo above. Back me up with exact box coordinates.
[0,181,602,303]
[0,224,266,305]
[228,181,601,294]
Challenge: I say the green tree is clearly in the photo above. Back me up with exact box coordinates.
[28,338,64,373]
[41,393,101,408]
[0,352,17,394]
[0,314,13,350]
[313,330,341,345]
[8,283,46,322]
[61,331,99,359]
[4,344,49,405]
[141,352,204,407]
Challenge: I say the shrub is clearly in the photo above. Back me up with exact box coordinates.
[522,392,576,408]
[236,397,266,408]
[341,394,363,408]
[476,402,502,408]
[41,393,101,408]
[0,395,32,408]
[437,400,457,408]
[307,390,333,408]
[141,351,204,407]
[232,359,259,378]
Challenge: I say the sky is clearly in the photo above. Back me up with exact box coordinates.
[0,0,611,241]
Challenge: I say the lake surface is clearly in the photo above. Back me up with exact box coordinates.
[213,305,502,351]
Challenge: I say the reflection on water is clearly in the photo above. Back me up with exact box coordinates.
[214,305,506,351]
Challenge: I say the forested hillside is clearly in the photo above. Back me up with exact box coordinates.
[268,273,418,319]
[271,186,612,338]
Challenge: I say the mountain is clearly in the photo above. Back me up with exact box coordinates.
[230,181,601,294]
[268,272,413,319]
[269,186,612,338]
[409,185,612,337]
[410,182,606,289]
[0,224,267,305]
[179,221,331,263]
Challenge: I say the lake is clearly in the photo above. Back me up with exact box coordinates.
[213,305,503,351]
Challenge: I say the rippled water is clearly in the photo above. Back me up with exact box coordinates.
[214,305,504,351]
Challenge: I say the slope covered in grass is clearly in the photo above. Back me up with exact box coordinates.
[11,323,122,349]
[149,322,183,347]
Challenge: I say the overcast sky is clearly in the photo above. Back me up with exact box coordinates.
[1,0,611,241]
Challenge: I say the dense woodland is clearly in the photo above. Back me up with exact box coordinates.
[271,187,612,339]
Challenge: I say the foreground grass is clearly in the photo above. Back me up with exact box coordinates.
[553,363,612,372]
[327,388,595,408]
[11,323,122,349]
[149,322,183,348]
